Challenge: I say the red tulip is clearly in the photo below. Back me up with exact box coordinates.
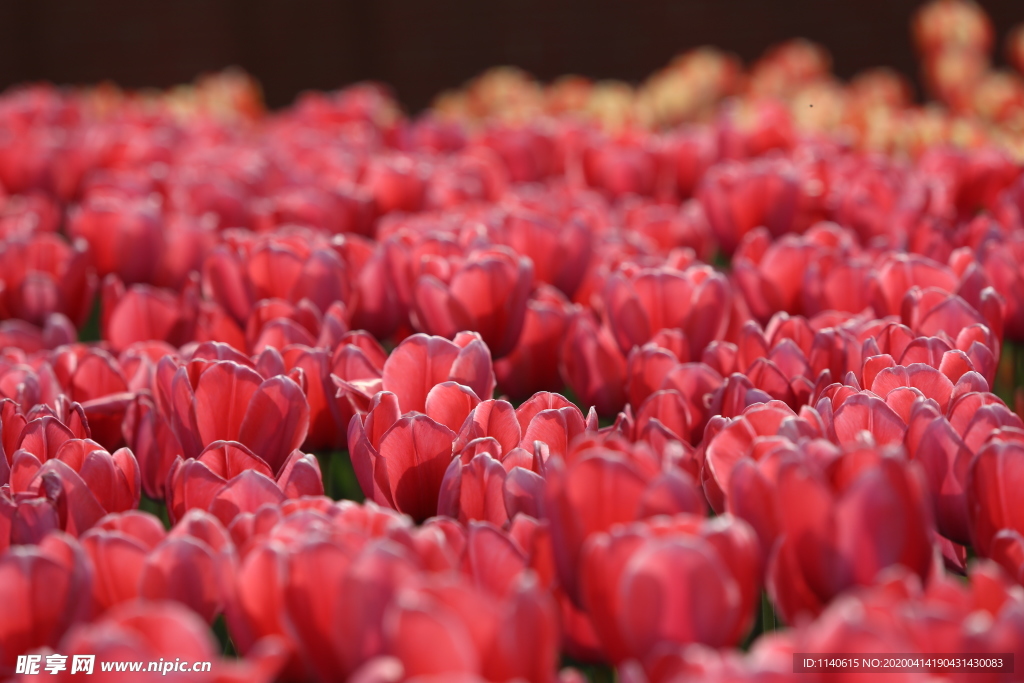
[697,157,801,255]
[9,437,141,537]
[201,229,354,327]
[0,486,61,553]
[157,357,310,472]
[285,333,385,451]
[870,253,959,318]
[975,234,1024,341]
[496,213,592,299]
[603,265,731,359]
[624,340,690,413]
[226,500,419,681]
[732,227,824,323]
[580,133,667,199]
[703,400,815,516]
[101,276,200,353]
[766,452,935,625]
[437,433,546,526]
[544,446,705,605]
[426,150,508,209]
[138,509,235,623]
[362,154,429,214]
[410,247,533,358]
[495,286,572,400]
[380,332,496,413]
[901,286,1004,361]
[966,429,1024,557]
[0,233,96,328]
[348,395,457,522]
[381,572,560,683]
[0,192,60,239]
[0,532,92,678]
[560,312,627,417]
[254,184,376,236]
[54,599,286,683]
[579,514,760,663]
[80,510,166,612]
[49,345,132,450]
[919,147,1019,219]
[67,195,164,285]
[667,128,717,199]
[291,540,419,681]
[477,124,557,183]
[121,393,184,501]
[829,156,917,244]
[166,441,323,526]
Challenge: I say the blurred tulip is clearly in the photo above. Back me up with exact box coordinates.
[67,195,164,285]
[0,533,92,678]
[0,233,96,328]
[766,452,935,625]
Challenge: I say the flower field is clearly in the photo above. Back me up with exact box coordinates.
[2,0,1024,681]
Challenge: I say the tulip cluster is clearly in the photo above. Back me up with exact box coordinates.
[2,1,1024,681]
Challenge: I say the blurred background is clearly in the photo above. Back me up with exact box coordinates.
[1,0,1023,111]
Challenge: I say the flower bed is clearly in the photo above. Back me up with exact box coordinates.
[2,1,1024,681]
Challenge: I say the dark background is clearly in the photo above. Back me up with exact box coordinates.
[2,0,1024,113]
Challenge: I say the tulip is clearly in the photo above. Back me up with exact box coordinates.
[494,287,572,400]
[156,357,310,473]
[0,533,92,678]
[285,333,385,451]
[703,400,814,517]
[0,192,60,239]
[362,154,429,214]
[54,599,286,683]
[380,332,495,413]
[9,437,141,537]
[544,446,706,606]
[67,195,164,285]
[49,345,132,450]
[166,441,323,526]
[100,276,199,353]
[410,247,533,358]
[766,452,935,625]
[348,393,458,522]
[731,224,856,322]
[138,510,235,622]
[579,514,760,664]
[477,125,556,183]
[0,233,96,328]
[966,429,1024,557]
[580,133,667,199]
[121,393,185,500]
[80,510,166,612]
[697,157,801,255]
[201,230,354,327]
[603,265,731,359]
[975,234,1024,341]
[496,213,592,299]
[560,312,627,417]
[382,573,560,683]
[0,486,61,553]
[226,501,418,681]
